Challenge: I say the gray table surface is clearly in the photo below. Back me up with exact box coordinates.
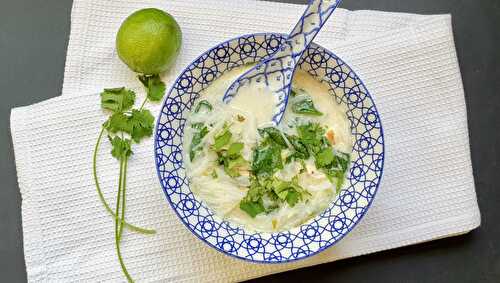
[1,0,499,282]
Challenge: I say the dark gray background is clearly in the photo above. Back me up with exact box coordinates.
[1,0,498,282]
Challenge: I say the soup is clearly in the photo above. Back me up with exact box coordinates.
[183,65,352,232]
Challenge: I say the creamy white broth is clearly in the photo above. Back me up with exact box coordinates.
[183,65,352,232]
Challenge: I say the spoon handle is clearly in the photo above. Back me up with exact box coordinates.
[222,0,341,125]
[286,0,341,57]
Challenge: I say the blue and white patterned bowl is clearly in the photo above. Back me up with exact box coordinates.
[154,33,384,263]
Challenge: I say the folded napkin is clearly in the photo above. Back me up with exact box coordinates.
[11,0,481,282]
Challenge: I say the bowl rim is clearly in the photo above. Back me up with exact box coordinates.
[154,32,385,264]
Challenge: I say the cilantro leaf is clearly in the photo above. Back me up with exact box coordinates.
[104,113,133,134]
[239,175,310,217]
[129,109,155,143]
[100,87,136,113]
[297,122,329,154]
[109,136,132,159]
[251,143,283,177]
[227,142,244,157]
[315,149,351,193]
[138,74,166,102]
[194,100,213,113]
[284,134,310,163]
[212,127,232,151]
[216,142,247,177]
[224,156,247,177]
[189,123,209,161]
[292,95,323,116]
[239,198,265,218]
[258,127,288,148]
[285,190,301,207]
[315,148,334,168]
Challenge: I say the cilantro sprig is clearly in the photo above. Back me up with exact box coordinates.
[210,124,249,177]
[238,122,351,219]
[92,75,166,283]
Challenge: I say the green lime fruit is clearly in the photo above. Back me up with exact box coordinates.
[116,8,182,75]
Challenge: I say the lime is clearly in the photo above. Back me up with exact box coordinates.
[116,8,182,75]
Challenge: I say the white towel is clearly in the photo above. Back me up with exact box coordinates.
[10,0,480,282]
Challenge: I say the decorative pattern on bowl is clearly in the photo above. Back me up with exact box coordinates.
[154,33,385,263]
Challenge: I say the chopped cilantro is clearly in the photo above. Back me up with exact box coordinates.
[211,169,218,179]
[258,127,288,148]
[189,123,209,161]
[239,198,265,218]
[239,175,310,217]
[314,149,351,193]
[315,147,334,168]
[212,126,232,151]
[285,190,301,207]
[194,100,213,113]
[227,142,244,157]
[292,95,323,116]
[251,143,283,177]
[297,122,330,154]
[284,134,310,163]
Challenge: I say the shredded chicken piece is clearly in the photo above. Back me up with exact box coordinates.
[326,129,335,145]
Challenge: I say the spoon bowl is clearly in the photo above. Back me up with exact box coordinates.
[223,0,342,125]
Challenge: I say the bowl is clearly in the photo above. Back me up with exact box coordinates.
[154,33,384,263]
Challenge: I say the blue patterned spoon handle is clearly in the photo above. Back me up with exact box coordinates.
[223,0,341,125]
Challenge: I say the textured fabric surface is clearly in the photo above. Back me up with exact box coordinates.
[10,0,480,282]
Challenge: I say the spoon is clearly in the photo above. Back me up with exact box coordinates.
[222,0,342,125]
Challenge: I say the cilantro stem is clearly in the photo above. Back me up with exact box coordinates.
[115,156,133,282]
[118,151,128,239]
[93,127,156,235]
[139,97,148,110]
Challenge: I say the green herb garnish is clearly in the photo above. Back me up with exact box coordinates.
[292,95,323,116]
[239,198,266,218]
[100,87,136,113]
[212,125,232,151]
[239,175,310,218]
[217,142,248,177]
[314,149,351,193]
[258,127,288,148]
[93,75,166,282]
[194,99,213,113]
[138,74,166,102]
[251,143,283,177]
[189,123,209,161]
